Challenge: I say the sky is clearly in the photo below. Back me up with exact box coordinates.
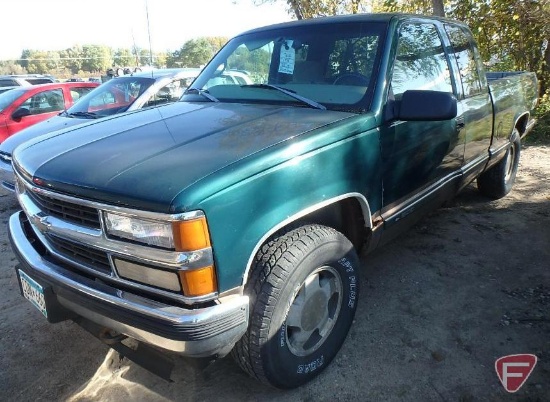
[0,0,293,60]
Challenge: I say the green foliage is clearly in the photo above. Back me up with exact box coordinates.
[451,0,550,93]
[257,0,370,19]
[270,0,550,94]
[0,60,26,75]
[167,37,228,68]
[81,45,112,72]
[527,91,550,144]
[113,48,134,68]
[10,37,224,75]
[61,45,83,74]
[226,43,272,82]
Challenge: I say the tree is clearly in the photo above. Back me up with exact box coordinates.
[153,51,169,68]
[265,0,549,93]
[255,0,370,19]
[0,61,26,75]
[18,49,32,70]
[169,37,228,68]
[432,0,445,16]
[113,48,134,68]
[60,45,83,74]
[26,50,50,74]
[81,45,112,72]
[450,0,550,93]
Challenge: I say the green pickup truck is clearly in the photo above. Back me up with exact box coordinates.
[8,14,538,388]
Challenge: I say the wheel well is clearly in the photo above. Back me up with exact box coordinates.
[292,198,370,251]
[515,114,530,136]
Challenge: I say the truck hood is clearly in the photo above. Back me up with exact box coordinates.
[14,102,353,211]
[1,115,87,155]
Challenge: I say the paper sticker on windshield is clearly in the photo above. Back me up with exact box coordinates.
[278,40,295,74]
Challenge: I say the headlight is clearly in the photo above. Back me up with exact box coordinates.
[104,212,174,249]
[104,212,211,251]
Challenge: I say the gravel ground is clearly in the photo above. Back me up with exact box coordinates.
[1,144,549,401]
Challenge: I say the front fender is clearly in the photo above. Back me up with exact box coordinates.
[197,125,382,292]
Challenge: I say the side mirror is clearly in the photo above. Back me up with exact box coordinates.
[12,107,31,120]
[398,90,457,121]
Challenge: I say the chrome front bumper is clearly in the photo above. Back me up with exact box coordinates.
[9,211,249,357]
[0,156,15,191]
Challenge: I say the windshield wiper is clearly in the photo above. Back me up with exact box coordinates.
[185,87,219,102]
[67,111,100,119]
[241,84,326,110]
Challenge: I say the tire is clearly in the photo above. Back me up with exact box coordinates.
[232,224,360,388]
[477,129,521,199]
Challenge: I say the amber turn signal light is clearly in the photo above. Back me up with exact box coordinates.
[179,266,217,297]
[172,216,211,252]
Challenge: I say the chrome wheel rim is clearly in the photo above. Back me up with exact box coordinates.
[285,266,343,356]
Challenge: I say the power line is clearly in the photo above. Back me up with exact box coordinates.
[0,55,159,62]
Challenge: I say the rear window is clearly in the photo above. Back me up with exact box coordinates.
[25,78,54,85]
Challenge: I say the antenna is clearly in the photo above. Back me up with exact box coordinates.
[145,0,154,73]
[131,30,139,67]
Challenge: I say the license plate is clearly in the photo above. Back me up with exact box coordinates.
[18,270,48,318]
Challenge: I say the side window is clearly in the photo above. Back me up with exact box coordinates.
[143,81,182,108]
[70,87,94,103]
[444,24,483,97]
[231,75,247,85]
[0,79,17,87]
[20,89,64,115]
[25,78,53,85]
[391,23,453,96]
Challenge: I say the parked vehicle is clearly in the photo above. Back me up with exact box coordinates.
[0,68,192,191]
[176,68,254,88]
[0,74,56,87]
[0,87,16,95]
[0,81,98,142]
[8,14,538,388]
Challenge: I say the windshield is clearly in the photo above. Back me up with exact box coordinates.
[184,22,386,112]
[66,77,155,117]
[0,88,26,112]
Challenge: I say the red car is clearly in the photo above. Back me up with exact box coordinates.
[0,82,98,142]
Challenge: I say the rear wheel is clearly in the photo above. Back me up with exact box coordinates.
[232,224,360,388]
[477,129,521,199]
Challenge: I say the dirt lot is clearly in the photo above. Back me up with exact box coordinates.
[1,144,549,401]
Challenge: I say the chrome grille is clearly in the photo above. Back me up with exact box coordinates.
[46,234,112,274]
[27,190,101,229]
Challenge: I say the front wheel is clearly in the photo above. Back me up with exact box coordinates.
[477,129,521,199]
[232,224,360,388]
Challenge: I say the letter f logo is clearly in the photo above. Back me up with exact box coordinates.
[495,354,537,393]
